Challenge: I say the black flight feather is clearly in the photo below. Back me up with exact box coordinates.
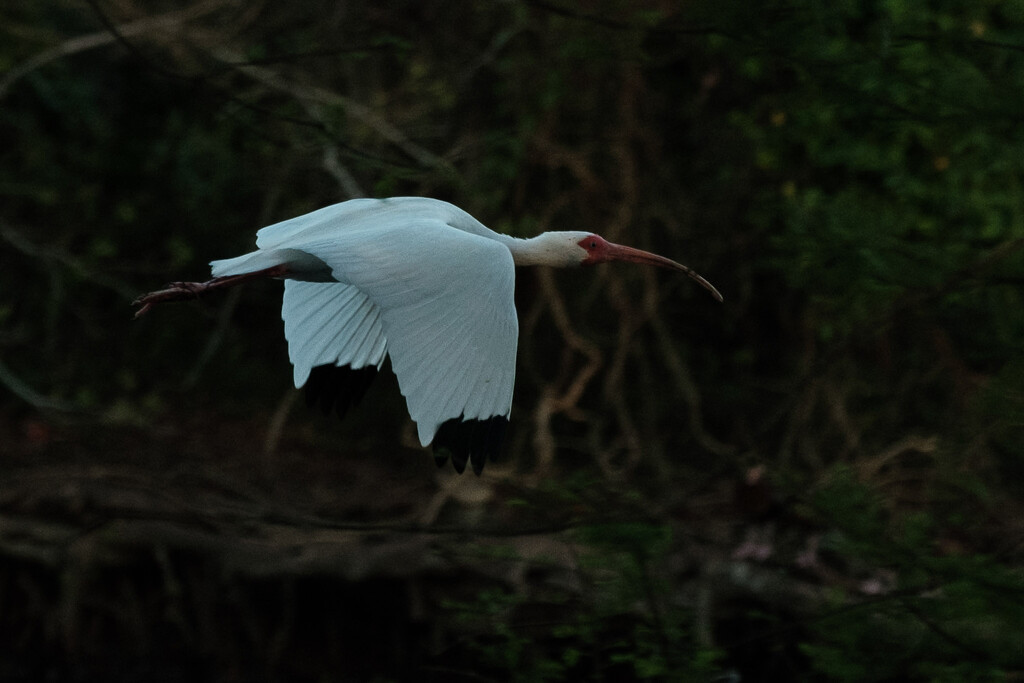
[304,364,377,420]
[304,366,506,474]
[433,415,508,475]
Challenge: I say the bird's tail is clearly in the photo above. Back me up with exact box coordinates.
[210,250,283,277]
[210,248,332,280]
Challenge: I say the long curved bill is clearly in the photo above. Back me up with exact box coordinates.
[608,243,724,303]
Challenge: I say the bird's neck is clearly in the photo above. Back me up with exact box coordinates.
[498,232,587,268]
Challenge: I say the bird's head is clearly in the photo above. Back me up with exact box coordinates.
[514,231,722,302]
[575,233,723,302]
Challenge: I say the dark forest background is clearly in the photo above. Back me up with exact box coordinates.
[2,1,1024,681]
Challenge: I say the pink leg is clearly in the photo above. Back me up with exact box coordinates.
[132,265,289,318]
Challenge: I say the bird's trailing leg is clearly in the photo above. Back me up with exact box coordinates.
[132,265,289,318]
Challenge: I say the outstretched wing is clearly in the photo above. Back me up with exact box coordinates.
[282,280,387,387]
[300,218,518,472]
[281,280,388,421]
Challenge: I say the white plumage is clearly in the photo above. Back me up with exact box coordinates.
[137,197,722,474]
[211,199,518,454]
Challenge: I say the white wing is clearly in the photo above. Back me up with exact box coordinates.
[298,218,518,447]
[281,280,387,387]
[255,197,497,250]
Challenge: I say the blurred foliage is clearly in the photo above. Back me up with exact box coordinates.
[803,468,1024,681]
[2,0,1024,680]
[444,520,723,682]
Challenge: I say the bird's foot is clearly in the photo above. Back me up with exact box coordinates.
[132,281,212,318]
[132,266,289,319]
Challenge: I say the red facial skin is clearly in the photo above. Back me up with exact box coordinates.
[576,235,723,302]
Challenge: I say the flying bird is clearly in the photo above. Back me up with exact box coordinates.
[134,197,722,474]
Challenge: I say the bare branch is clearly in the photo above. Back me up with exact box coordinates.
[204,41,455,173]
[0,223,137,300]
[0,358,82,413]
[0,0,227,100]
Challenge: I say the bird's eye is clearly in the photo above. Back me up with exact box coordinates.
[589,240,598,249]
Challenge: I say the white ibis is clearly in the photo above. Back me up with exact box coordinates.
[134,197,721,474]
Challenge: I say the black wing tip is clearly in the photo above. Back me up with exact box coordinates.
[432,415,508,475]
[304,364,378,420]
